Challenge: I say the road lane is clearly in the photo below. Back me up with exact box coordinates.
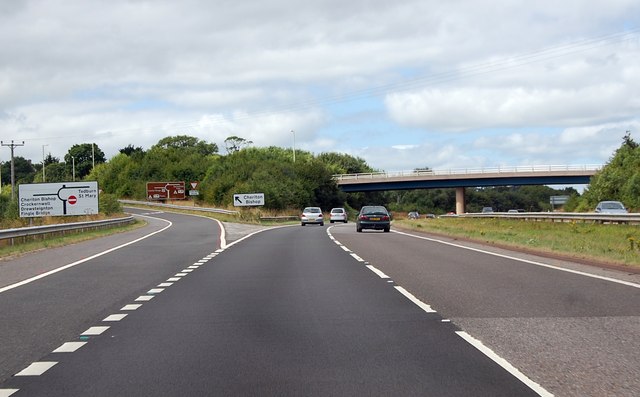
[330,223,640,396]
[1,223,540,396]
[0,209,221,385]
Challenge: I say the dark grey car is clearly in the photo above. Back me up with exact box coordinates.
[356,206,391,232]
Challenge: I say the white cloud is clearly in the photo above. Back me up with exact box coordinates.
[1,0,640,171]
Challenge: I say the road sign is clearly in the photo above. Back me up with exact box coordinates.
[19,181,99,218]
[233,193,265,207]
[550,195,570,205]
[146,182,186,200]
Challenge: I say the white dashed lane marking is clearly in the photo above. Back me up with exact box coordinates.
[81,326,110,336]
[366,265,390,279]
[5,250,227,393]
[15,362,57,376]
[103,314,128,322]
[52,342,87,353]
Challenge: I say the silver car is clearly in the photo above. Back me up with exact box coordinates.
[301,207,324,226]
[595,201,628,214]
[329,208,348,223]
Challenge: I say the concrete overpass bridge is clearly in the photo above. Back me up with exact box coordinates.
[334,165,601,214]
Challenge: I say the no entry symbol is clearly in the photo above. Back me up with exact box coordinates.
[68,195,77,205]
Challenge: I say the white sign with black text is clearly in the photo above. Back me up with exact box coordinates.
[19,181,99,218]
[233,193,265,207]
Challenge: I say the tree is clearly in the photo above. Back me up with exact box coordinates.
[317,152,374,174]
[119,145,145,158]
[44,153,59,166]
[224,136,253,154]
[43,163,68,183]
[64,143,106,180]
[153,135,218,156]
[580,133,640,210]
[1,156,36,185]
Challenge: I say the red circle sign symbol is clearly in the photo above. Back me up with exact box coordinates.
[68,195,77,205]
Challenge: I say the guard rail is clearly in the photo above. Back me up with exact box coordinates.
[119,200,239,215]
[0,216,136,245]
[446,212,640,225]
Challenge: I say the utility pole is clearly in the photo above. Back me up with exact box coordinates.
[290,130,296,163]
[42,144,49,182]
[1,140,25,199]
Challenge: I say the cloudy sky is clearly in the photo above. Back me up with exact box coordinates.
[1,0,640,173]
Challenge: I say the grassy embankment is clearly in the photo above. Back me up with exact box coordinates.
[0,214,146,259]
[394,217,640,269]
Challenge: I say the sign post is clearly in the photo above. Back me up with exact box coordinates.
[19,181,99,218]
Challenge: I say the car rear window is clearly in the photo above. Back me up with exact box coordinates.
[362,206,387,215]
[304,207,321,213]
[331,209,344,213]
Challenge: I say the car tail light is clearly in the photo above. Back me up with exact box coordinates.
[318,214,323,217]
[359,215,367,220]
[382,215,389,221]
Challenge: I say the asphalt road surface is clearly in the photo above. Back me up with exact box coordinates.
[1,212,638,396]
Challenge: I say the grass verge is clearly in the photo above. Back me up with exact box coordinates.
[0,219,146,260]
[395,217,640,269]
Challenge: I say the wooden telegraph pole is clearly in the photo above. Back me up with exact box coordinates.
[1,140,25,199]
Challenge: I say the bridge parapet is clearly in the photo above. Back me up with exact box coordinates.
[334,164,602,183]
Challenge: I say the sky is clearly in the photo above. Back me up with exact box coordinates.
[1,0,640,175]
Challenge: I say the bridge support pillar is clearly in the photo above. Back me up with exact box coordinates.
[455,187,465,214]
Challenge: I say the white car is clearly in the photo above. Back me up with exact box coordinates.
[329,208,348,223]
[595,201,628,214]
[301,207,324,226]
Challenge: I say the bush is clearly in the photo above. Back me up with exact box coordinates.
[99,193,123,215]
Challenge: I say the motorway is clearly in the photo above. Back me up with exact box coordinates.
[0,208,639,396]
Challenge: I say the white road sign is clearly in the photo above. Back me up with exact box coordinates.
[19,181,99,218]
[233,193,265,207]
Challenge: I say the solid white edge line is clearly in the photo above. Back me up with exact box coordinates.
[392,230,640,289]
[15,362,58,376]
[394,286,436,313]
[456,331,553,397]
[0,389,19,396]
[0,215,173,294]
